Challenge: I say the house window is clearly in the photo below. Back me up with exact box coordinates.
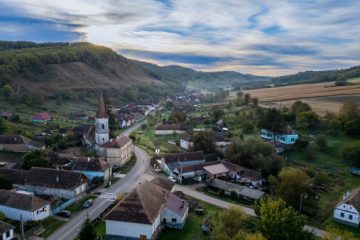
[341,212,345,218]
[291,138,294,142]
[172,218,177,223]
[349,214,353,220]
[6,231,10,237]
[102,124,105,129]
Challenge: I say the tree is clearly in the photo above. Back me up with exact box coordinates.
[78,218,97,240]
[0,175,12,189]
[338,101,359,123]
[290,101,311,116]
[274,168,310,210]
[251,97,259,107]
[169,111,187,123]
[257,108,286,135]
[22,150,48,170]
[256,198,313,240]
[344,119,360,136]
[0,84,14,100]
[324,227,357,240]
[226,138,283,177]
[0,118,6,134]
[296,111,319,129]
[193,130,216,154]
[315,135,327,151]
[340,141,360,167]
[211,107,225,122]
[244,93,251,105]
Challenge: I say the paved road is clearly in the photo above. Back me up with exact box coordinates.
[48,122,150,240]
[173,185,329,238]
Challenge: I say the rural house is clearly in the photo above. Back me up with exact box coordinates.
[0,189,50,222]
[155,124,186,135]
[0,220,14,240]
[158,151,206,174]
[334,188,360,227]
[99,136,132,167]
[18,167,88,200]
[0,134,45,152]
[179,134,193,150]
[260,128,299,145]
[72,157,111,186]
[105,180,188,240]
[206,179,265,202]
[31,112,51,124]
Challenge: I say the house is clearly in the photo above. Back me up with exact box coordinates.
[68,112,88,121]
[179,135,193,150]
[173,160,264,188]
[0,189,50,222]
[72,157,111,186]
[0,220,14,240]
[99,136,132,167]
[260,128,299,145]
[159,151,206,174]
[334,188,360,227]
[155,124,186,135]
[31,112,51,124]
[105,180,188,240]
[1,112,13,120]
[18,167,88,200]
[206,179,265,202]
[0,168,28,187]
[150,177,175,191]
[0,134,45,152]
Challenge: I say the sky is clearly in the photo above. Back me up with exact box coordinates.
[0,0,360,76]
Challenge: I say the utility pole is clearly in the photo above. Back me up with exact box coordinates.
[299,193,304,214]
[20,214,25,240]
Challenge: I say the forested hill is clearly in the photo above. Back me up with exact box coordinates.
[271,65,360,86]
[0,41,187,104]
[137,61,271,90]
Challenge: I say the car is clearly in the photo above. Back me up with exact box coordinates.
[83,199,94,208]
[168,176,177,183]
[57,210,71,218]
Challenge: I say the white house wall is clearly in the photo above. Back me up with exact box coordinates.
[106,218,158,240]
[334,203,360,227]
[0,204,50,222]
[1,228,14,240]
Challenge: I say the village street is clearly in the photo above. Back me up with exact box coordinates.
[48,122,150,240]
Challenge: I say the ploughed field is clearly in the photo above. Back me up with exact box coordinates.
[247,82,360,115]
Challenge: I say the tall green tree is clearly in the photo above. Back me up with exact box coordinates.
[256,198,313,240]
[78,218,97,240]
[0,175,12,189]
[257,108,285,135]
[193,130,216,154]
[22,150,48,170]
[296,111,319,129]
[290,101,311,116]
[338,101,359,123]
[340,141,360,167]
[0,84,14,100]
[273,167,310,210]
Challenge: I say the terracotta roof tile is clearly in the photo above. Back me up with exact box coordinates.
[0,189,49,211]
[100,136,132,148]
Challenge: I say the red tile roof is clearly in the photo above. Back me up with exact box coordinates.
[32,112,50,121]
[100,136,132,148]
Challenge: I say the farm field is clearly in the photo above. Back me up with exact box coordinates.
[246,82,360,115]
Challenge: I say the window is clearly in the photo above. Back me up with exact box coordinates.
[341,212,345,218]
[349,214,353,220]
[291,138,294,142]
[102,124,105,129]
[172,218,177,223]
[6,231,10,237]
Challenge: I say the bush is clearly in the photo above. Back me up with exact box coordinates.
[340,141,360,167]
[306,142,317,160]
[315,135,327,151]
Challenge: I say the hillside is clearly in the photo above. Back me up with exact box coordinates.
[0,42,165,98]
[271,65,360,86]
[137,61,271,90]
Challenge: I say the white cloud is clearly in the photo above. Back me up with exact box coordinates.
[1,0,360,76]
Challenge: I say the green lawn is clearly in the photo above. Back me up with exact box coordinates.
[134,126,185,155]
[284,134,360,235]
[93,220,106,238]
[159,197,221,240]
[38,217,66,238]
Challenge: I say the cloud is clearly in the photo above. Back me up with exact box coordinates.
[0,0,360,76]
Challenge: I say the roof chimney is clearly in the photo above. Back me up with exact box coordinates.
[56,176,59,183]
[343,191,351,200]
[88,157,90,162]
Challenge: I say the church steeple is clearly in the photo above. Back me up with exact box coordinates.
[96,93,108,119]
[95,93,109,149]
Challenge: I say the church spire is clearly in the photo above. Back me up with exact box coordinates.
[96,93,108,118]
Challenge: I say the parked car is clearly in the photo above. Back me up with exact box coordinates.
[83,199,94,208]
[57,210,71,218]
[168,176,177,183]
